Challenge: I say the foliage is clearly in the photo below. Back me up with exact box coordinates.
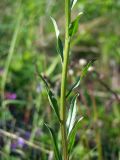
[0,0,120,160]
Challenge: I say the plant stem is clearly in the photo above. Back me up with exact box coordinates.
[1,11,22,131]
[60,0,71,160]
[1,8,22,102]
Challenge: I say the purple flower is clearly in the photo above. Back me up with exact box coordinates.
[24,131,31,140]
[11,131,31,150]
[5,92,17,100]
[17,138,25,148]
[11,138,25,149]
[11,141,17,150]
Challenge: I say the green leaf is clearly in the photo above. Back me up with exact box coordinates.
[45,124,62,160]
[66,61,93,98]
[2,100,26,106]
[69,12,83,37]
[67,94,79,135]
[51,17,60,38]
[37,73,49,90]
[68,117,83,153]
[66,76,80,98]
[38,74,60,122]
[51,17,63,62]
[81,61,93,78]
[71,0,78,9]
[57,37,63,62]
[47,90,61,122]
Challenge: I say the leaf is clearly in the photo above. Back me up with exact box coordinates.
[69,12,83,37]
[57,37,64,62]
[51,17,63,62]
[68,117,83,153]
[71,0,78,9]
[66,76,80,98]
[3,100,26,106]
[67,94,79,135]
[81,61,93,78]
[37,71,49,90]
[45,124,62,160]
[47,90,61,122]
[66,61,93,98]
[38,74,60,122]
[51,17,60,38]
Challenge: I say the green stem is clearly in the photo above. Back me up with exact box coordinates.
[60,0,71,160]
[1,10,22,101]
[1,11,22,132]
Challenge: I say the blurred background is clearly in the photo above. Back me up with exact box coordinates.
[0,0,120,159]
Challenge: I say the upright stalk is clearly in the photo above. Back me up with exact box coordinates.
[1,8,22,102]
[60,0,71,160]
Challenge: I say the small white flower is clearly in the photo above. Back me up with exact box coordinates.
[79,59,87,66]
[69,69,74,75]
[88,66,94,72]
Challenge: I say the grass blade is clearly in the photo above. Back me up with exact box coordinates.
[1,11,22,99]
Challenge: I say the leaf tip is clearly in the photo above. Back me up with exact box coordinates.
[78,12,83,16]
[50,16,60,38]
[78,116,84,122]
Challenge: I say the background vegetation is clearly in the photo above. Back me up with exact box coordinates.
[0,0,120,159]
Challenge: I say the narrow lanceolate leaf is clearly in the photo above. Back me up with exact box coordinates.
[39,74,60,122]
[47,90,60,122]
[38,74,49,89]
[71,0,78,9]
[35,65,49,89]
[45,124,62,160]
[68,117,83,153]
[67,94,79,135]
[57,37,63,62]
[66,76,80,98]
[51,17,63,62]
[66,61,93,98]
[51,17,60,38]
[69,12,83,37]
[80,61,93,79]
